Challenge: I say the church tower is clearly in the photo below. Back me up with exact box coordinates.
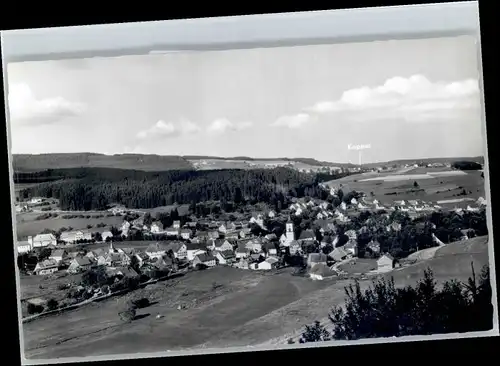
[109,240,116,253]
[286,217,295,241]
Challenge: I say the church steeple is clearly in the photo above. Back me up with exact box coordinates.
[109,240,116,253]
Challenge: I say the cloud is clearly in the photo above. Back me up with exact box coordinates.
[271,113,312,129]
[8,83,86,125]
[136,119,201,140]
[207,118,253,133]
[305,75,480,122]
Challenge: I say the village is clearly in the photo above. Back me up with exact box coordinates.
[15,167,489,321]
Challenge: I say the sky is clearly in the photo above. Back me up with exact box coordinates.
[6,35,485,164]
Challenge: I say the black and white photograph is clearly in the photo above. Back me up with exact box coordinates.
[2,3,498,365]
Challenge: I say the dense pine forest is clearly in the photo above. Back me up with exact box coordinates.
[18,167,344,211]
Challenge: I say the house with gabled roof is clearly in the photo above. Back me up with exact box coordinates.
[17,240,32,255]
[328,247,349,262]
[307,253,328,267]
[299,230,316,242]
[263,241,278,256]
[344,239,358,256]
[151,255,174,271]
[239,228,252,238]
[215,250,236,265]
[134,252,150,267]
[186,242,206,261]
[165,242,187,259]
[67,256,94,274]
[145,242,168,259]
[193,253,216,267]
[29,233,57,248]
[208,231,220,240]
[377,253,395,273]
[34,259,59,275]
[245,238,263,253]
[309,263,336,280]
[49,249,67,264]
[258,256,279,270]
[235,243,250,259]
[212,239,233,252]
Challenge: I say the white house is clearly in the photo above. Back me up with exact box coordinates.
[215,250,236,265]
[101,231,113,242]
[350,197,357,205]
[34,259,59,275]
[17,240,32,255]
[344,240,358,256]
[121,221,131,231]
[268,210,276,218]
[180,229,192,240]
[193,253,217,267]
[309,263,336,280]
[377,254,394,273]
[340,202,347,211]
[151,221,164,233]
[29,233,57,248]
[186,243,206,261]
[258,256,279,270]
[218,224,228,234]
[30,197,43,204]
[165,242,187,260]
[173,220,181,229]
[60,231,92,244]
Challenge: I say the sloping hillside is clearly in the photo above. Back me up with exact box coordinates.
[254,236,491,347]
[12,153,193,172]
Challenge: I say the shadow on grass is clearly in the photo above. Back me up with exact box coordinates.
[133,313,151,321]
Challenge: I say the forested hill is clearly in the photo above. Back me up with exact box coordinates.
[12,153,194,172]
[18,167,336,211]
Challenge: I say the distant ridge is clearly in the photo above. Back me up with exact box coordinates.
[11,153,484,173]
[12,153,193,172]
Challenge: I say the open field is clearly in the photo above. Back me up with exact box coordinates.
[22,267,332,359]
[21,236,491,359]
[326,168,484,206]
[16,215,123,239]
[337,258,377,274]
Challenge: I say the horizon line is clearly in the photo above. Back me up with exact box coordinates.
[10,151,485,166]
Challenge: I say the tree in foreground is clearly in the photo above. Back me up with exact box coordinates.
[299,321,331,343]
[299,264,492,342]
[46,298,59,311]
